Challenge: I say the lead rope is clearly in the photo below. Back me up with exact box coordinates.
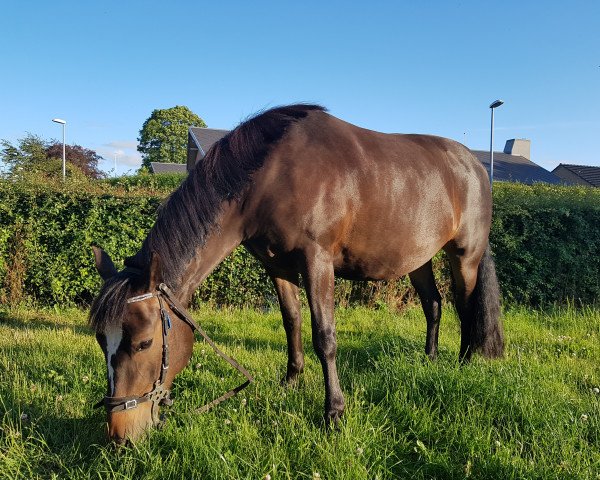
[157,284,254,413]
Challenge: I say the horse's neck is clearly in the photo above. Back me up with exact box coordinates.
[176,202,244,305]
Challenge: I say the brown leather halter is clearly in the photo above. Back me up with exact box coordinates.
[94,283,253,422]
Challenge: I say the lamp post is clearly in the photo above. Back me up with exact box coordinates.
[488,100,503,191]
[52,118,67,180]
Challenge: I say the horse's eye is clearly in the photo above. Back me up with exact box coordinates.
[136,339,153,352]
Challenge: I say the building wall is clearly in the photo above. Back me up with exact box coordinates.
[186,132,202,173]
[552,166,591,186]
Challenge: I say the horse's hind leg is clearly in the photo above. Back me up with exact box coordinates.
[409,260,442,360]
[444,243,480,361]
[445,240,504,361]
[270,272,304,384]
[445,237,496,361]
[302,247,344,426]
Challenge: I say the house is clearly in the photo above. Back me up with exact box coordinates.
[471,139,563,185]
[552,164,600,187]
[149,162,187,174]
[149,126,229,174]
[187,127,230,172]
[186,127,562,185]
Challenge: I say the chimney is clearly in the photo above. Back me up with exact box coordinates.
[503,139,531,160]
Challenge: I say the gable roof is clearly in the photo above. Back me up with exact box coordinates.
[149,162,187,174]
[189,127,230,156]
[552,164,600,187]
[471,150,562,185]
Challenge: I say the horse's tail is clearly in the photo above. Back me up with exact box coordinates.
[469,244,504,358]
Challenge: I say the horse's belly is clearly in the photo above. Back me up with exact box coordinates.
[332,238,443,281]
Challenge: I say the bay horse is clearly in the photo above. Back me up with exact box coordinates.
[90,104,503,443]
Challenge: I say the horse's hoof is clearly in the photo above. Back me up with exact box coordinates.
[280,371,302,387]
[324,410,343,430]
[280,376,296,387]
[425,352,437,362]
[459,350,473,364]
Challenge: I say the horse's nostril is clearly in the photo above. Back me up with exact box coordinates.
[156,413,168,430]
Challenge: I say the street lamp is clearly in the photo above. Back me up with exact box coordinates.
[52,118,66,180]
[488,100,504,191]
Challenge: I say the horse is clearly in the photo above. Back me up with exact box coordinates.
[90,104,504,443]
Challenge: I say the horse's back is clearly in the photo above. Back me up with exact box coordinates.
[245,110,492,280]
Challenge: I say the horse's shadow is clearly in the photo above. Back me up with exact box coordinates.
[202,325,437,375]
[187,325,455,426]
[1,386,106,456]
[0,309,93,337]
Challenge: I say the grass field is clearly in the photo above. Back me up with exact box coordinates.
[1,304,599,479]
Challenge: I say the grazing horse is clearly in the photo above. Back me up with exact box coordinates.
[90,104,503,443]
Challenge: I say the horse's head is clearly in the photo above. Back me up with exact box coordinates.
[90,247,194,444]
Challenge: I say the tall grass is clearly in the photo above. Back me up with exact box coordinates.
[1,305,599,479]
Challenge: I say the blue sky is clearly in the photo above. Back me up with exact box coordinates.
[1,1,598,175]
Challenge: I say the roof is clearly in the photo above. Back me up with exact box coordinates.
[189,127,229,156]
[471,150,562,185]
[552,164,600,187]
[149,162,187,174]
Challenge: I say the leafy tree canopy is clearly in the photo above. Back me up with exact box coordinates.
[0,134,104,180]
[137,106,207,169]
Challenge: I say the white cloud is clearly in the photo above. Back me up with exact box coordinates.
[96,140,143,175]
[97,149,142,167]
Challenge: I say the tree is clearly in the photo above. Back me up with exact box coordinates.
[1,133,47,171]
[0,133,105,180]
[46,143,104,179]
[137,106,206,169]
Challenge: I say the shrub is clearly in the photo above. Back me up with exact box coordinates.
[490,182,600,305]
[101,171,187,193]
[0,180,161,306]
[0,179,598,308]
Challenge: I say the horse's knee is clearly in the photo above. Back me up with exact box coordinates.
[312,328,337,361]
[428,295,441,321]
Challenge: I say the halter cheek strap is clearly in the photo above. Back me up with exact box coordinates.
[94,283,253,419]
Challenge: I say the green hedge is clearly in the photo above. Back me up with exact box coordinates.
[0,178,599,309]
[490,183,600,305]
[100,171,187,192]
[0,181,160,306]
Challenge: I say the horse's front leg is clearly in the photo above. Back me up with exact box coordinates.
[270,272,304,384]
[302,247,345,426]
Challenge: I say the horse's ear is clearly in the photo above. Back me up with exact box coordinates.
[147,251,163,289]
[92,246,117,281]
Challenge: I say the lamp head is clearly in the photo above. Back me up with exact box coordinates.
[489,100,504,109]
[52,118,66,125]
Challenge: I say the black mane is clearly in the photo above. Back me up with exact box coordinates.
[90,103,324,331]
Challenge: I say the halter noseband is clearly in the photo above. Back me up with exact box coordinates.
[94,283,253,422]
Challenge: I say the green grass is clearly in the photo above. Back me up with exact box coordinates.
[1,305,599,479]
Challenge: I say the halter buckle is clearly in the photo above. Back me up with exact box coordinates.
[124,399,138,410]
